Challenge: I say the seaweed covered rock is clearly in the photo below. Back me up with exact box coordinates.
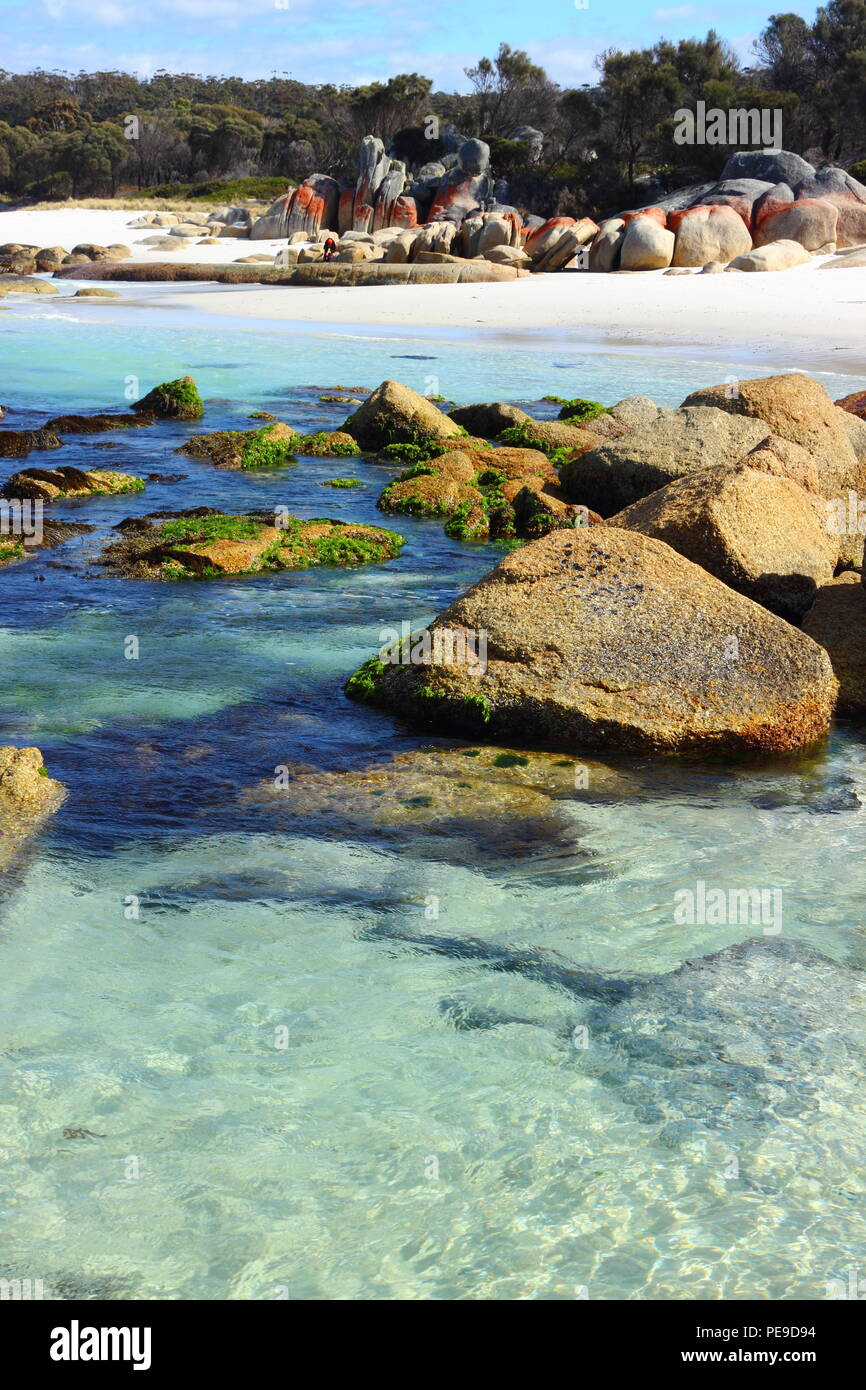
[132,376,204,421]
[609,465,837,622]
[499,418,605,455]
[346,527,837,754]
[345,379,463,450]
[560,407,768,515]
[178,422,299,469]
[377,445,568,541]
[100,510,404,579]
[0,429,62,458]
[1,465,144,502]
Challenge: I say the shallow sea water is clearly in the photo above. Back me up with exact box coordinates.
[1,292,865,1300]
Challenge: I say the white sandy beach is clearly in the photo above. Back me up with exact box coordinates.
[2,206,866,374]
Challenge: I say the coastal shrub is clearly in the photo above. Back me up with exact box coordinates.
[850,161,866,184]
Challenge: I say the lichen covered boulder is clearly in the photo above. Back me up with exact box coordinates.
[346,379,463,450]
[560,406,768,515]
[609,465,837,622]
[681,372,865,502]
[346,527,836,753]
[802,575,866,713]
[132,376,204,420]
[670,204,752,266]
[101,510,405,580]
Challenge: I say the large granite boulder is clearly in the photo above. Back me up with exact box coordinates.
[609,464,837,622]
[803,575,866,712]
[620,216,675,270]
[345,527,837,753]
[346,379,463,449]
[728,239,812,271]
[353,135,390,232]
[752,198,838,250]
[670,204,753,266]
[690,178,774,224]
[681,373,863,500]
[559,406,768,514]
[720,149,815,187]
[588,218,625,272]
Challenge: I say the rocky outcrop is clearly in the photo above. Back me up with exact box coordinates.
[132,376,204,420]
[346,379,463,450]
[559,406,768,514]
[427,139,493,224]
[346,526,837,753]
[720,149,815,187]
[609,464,837,621]
[681,372,863,501]
[802,575,866,713]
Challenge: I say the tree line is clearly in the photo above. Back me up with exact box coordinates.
[0,2,864,217]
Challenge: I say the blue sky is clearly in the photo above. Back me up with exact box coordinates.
[0,0,821,90]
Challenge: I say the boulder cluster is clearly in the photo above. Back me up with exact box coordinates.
[346,370,866,752]
[594,149,866,274]
[195,142,866,277]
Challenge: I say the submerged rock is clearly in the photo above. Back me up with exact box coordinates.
[0,429,63,458]
[132,376,204,421]
[0,746,65,871]
[43,413,148,434]
[100,510,404,579]
[346,526,837,753]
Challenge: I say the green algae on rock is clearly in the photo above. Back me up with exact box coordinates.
[132,376,204,421]
[179,422,359,469]
[1,465,144,502]
[100,510,405,580]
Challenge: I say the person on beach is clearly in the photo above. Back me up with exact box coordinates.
[322,237,337,261]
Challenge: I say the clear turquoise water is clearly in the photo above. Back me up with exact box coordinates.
[1,292,866,1301]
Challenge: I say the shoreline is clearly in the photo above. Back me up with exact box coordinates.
[145,262,866,377]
